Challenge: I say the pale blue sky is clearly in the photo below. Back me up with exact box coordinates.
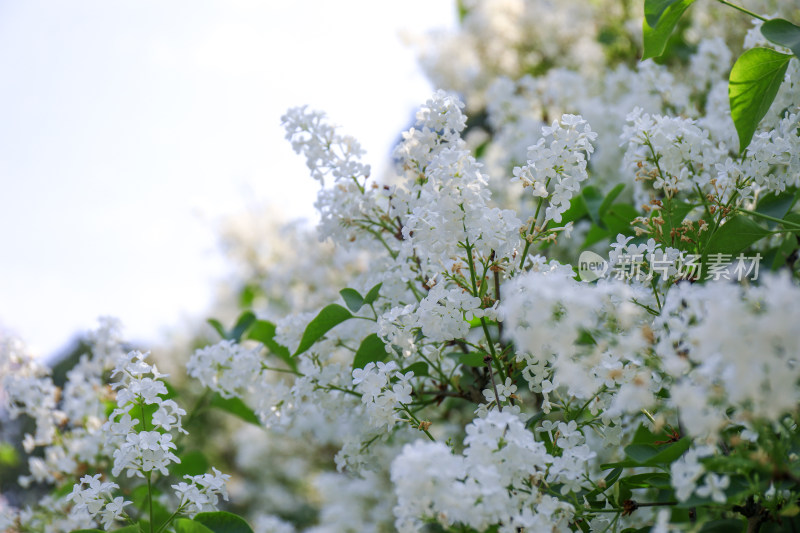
[0,1,455,358]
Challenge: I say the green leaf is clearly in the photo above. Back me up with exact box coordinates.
[729,47,792,152]
[238,283,262,308]
[175,518,216,533]
[363,282,383,305]
[207,312,257,342]
[624,443,660,463]
[771,233,798,270]
[116,526,144,533]
[582,224,612,247]
[602,203,639,235]
[209,393,260,425]
[556,194,589,227]
[621,472,672,489]
[586,467,623,498]
[756,188,799,224]
[598,184,626,220]
[353,333,388,370]
[230,311,257,342]
[339,288,364,312]
[761,18,800,59]
[402,362,429,377]
[76,528,141,533]
[661,199,696,248]
[631,424,660,446]
[644,0,681,27]
[294,304,353,356]
[193,511,254,533]
[705,215,769,254]
[207,318,226,339]
[163,381,179,400]
[642,0,695,60]
[604,438,690,468]
[582,185,604,225]
[646,437,691,465]
[448,351,486,367]
[699,519,746,532]
[246,319,296,372]
[172,450,210,477]
[0,442,19,467]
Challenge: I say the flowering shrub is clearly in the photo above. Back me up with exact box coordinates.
[3,1,800,532]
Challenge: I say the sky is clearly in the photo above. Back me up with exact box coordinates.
[0,1,456,359]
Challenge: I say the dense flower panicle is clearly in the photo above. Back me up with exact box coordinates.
[281,106,382,244]
[281,106,370,185]
[732,110,800,195]
[1,320,131,493]
[621,107,723,202]
[654,273,800,438]
[512,114,597,224]
[8,2,800,531]
[201,9,800,533]
[409,0,606,109]
[392,412,575,532]
[0,337,61,450]
[171,467,231,517]
[352,362,414,430]
[57,348,231,528]
[500,263,651,413]
[102,351,184,479]
[187,339,263,398]
[66,475,131,530]
[391,91,522,271]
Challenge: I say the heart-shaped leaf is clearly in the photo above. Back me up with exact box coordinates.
[729,47,792,152]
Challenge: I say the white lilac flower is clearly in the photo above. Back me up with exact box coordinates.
[392,412,558,532]
[67,475,130,530]
[187,340,263,399]
[512,114,597,225]
[695,473,730,504]
[281,106,370,185]
[172,468,231,518]
[352,362,415,430]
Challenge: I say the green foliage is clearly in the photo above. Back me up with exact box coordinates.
[293,304,353,356]
[193,511,254,533]
[756,188,799,223]
[704,216,770,255]
[602,425,690,468]
[207,312,256,343]
[72,528,141,533]
[642,0,695,60]
[448,351,485,367]
[206,318,227,339]
[402,361,429,377]
[175,518,216,533]
[246,319,296,372]
[0,443,19,467]
[698,519,746,532]
[761,18,800,59]
[597,184,626,220]
[363,282,382,305]
[340,288,365,312]
[659,199,696,249]
[115,527,141,533]
[172,450,211,478]
[644,0,682,27]
[353,333,388,370]
[729,48,792,152]
[209,393,261,426]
